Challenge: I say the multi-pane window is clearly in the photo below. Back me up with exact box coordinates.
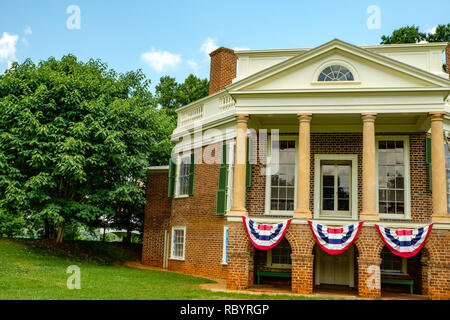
[318,65,354,81]
[171,227,185,259]
[177,156,191,196]
[378,140,405,215]
[321,162,351,215]
[222,227,229,264]
[381,247,405,274]
[270,140,296,211]
[268,238,291,267]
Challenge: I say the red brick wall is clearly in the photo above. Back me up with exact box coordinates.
[446,43,450,78]
[209,47,237,95]
[142,170,172,267]
[166,143,229,279]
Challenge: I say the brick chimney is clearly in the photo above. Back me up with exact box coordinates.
[209,47,237,95]
[446,43,450,78]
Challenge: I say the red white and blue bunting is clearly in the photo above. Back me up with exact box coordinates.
[242,216,291,250]
[308,220,364,255]
[375,224,433,258]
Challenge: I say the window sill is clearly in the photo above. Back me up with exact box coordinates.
[169,257,185,261]
[378,214,410,220]
[265,211,294,217]
[381,271,408,276]
[265,264,292,270]
[174,194,189,199]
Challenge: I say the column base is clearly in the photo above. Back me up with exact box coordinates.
[359,211,379,221]
[431,215,450,223]
[227,208,248,217]
[294,209,312,219]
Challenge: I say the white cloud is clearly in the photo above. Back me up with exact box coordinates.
[0,32,19,66]
[233,47,250,51]
[425,25,437,35]
[187,59,199,71]
[24,25,32,35]
[200,37,218,57]
[140,48,181,72]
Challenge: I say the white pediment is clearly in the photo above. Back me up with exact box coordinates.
[228,39,450,93]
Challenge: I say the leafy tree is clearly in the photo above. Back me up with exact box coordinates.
[0,55,174,242]
[155,74,209,117]
[380,25,426,44]
[426,23,450,42]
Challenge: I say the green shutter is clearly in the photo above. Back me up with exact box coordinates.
[168,156,176,198]
[188,153,195,196]
[246,137,252,188]
[216,144,228,214]
[425,137,431,164]
[425,137,432,190]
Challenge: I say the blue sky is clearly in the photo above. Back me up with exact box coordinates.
[0,0,448,91]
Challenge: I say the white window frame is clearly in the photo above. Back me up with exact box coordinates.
[266,239,292,269]
[313,154,358,220]
[222,226,229,265]
[175,154,191,198]
[375,136,411,220]
[170,226,186,260]
[265,135,298,216]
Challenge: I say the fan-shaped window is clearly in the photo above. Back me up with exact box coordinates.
[318,65,354,81]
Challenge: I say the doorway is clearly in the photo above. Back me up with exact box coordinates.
[315,245,354,287]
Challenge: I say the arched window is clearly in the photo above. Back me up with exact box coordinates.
[318,65,354,81]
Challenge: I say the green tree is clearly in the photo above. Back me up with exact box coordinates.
[426,23,450,42]
[0,55,174,242]
[380,25,426,44]
[155,74,209,117]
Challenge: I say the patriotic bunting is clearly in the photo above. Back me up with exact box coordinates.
[308,220,364,255]
[242,216,291,250]
[375,224,433,258]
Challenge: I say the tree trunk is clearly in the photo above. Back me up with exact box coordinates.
[56,221,65,243]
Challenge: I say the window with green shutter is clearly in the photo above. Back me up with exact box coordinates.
[216,144,229,214]
[188,153,195,196]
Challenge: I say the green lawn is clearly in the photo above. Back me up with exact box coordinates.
[0,239,341,300]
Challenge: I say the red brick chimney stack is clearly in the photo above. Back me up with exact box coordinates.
[209,47,237,95]
[446,43,450,79]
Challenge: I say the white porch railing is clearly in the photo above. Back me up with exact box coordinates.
[219,94,235,112]
[176,92,235,127]
[177,103,203,127]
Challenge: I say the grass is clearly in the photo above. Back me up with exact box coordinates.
[0,239,342,300]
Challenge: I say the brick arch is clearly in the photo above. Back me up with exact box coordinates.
[354,226,385,258]
[284,225,316,255]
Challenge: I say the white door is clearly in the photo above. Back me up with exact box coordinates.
[163,230,170,269]
[316,246,354,287]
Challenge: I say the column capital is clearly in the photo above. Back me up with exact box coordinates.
[361,112,377,122]
[235,113,249,123]
[428,111,446,121]
[297,113,312,122]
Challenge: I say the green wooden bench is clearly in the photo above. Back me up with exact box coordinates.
[257,271,291,284]
[381,278,414,294]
